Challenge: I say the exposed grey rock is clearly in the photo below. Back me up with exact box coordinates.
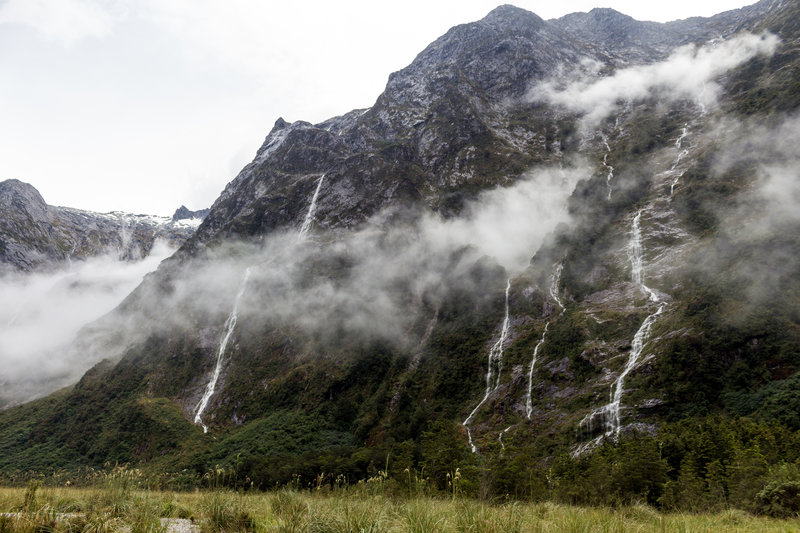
[0,179,200,271]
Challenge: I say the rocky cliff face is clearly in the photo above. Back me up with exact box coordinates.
[2,0,799,490]
[0,179,204,272]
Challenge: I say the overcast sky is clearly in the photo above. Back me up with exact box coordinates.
[0,0,756,216]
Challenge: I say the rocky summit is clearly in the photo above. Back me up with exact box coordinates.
[0,179,205,272]
[2,0,800,511]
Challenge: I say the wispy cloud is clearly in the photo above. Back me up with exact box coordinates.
[0,160,589,405]
[528,33,779,127]
[0,241,174,406]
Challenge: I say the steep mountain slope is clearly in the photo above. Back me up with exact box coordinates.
[2,0,800,510]
[0,179,204,272]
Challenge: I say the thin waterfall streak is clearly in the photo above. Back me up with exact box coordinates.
[299,173,326,237]
[627,211,644,287]
[602,137,614,200]
[498,426,512,451]
[550,263,565,312]
[525,323,549,419]
[194,267,252,433]
[527,263,565,419]
[670,125,690,196]
[466,427,476,454]
[463,279,511,452]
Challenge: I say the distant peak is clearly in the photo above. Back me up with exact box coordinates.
[172,205,209,222]
[587,7,635,21]
[483,4,544,26]
[273,117,290,130]
[0,179,47,205]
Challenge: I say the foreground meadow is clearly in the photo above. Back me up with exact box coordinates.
[1,483,800,532]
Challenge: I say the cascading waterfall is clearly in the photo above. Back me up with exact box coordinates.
[194,173,326,432]
[575,211,666,452]
[299,173,326,237]
[525,263,565,419]
[498,425,512,451]
[549,263,565,311]
[675,124,688,150]
[464,279,511,453]
[194,267,252,433]
[525,323,549,419]
[627,211,645,286]
[670,125,690,196]
[601,210,667,435]
[602,138,615,200]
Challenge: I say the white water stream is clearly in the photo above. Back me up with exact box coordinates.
[498,425,512,451]
[525,323,549,420]
[602,139,614,200]
[194,175,327,432]
[118,216,131,259]
[670,125,690,196]
[299,174,326,237]
[194,267,252,433]
[605,210,666,436]
[575,210,666,452]
[524,263,565,419]
[464,279,511,453]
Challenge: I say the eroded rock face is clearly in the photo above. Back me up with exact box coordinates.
[0,179,204,272]
[184,2,778,255]
[2,0,799,469]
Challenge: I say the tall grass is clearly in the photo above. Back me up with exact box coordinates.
[1,479,800,532]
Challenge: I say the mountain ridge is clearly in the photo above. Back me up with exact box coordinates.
[2,0,800,512]
[0,179,206,272]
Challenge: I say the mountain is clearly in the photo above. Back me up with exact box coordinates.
[2,0,800,511]
[172,205,210,223]
[0,179,205,272]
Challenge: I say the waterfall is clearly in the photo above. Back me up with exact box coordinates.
[525,263,565,419]
[627,211,645,287]
[464,279,511,453]
[299,174,326,237]
[498,425,512,451]
[549,263,565,312]
[602,139,614,200]
[194,267,252,433]
[67,242,77,270]
[118,215,131,260]
[525,322,549,419]
[670,125,690,196]
[675,124,688,149]
[574,210,666,452]
[604,290,665,436]
[605,210,666,437]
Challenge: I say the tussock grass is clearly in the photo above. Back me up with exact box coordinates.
[2,484,800,532]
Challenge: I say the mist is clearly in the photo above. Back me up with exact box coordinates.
[678,114,800,315]
[169,162,589,347]
[0,160,588,407]
[528,33,779,127]
[0,241,175,406]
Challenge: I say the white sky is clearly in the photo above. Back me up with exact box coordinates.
[0,0,756,216]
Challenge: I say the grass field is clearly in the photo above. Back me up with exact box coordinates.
[2,480,800,532]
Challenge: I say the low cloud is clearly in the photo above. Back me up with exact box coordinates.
[0,161,589,405]
[529,33,779,127]
[681,114,800,314]
[0,241,174,406]
[176,161,588,345]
